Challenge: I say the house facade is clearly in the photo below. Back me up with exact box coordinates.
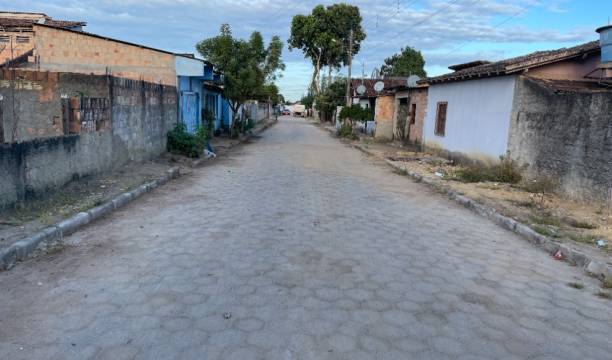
[422,41,602,160]
[350,78,408,140]
[389,84,428,144]
[0,12,85,66]
[175,55,230,134]
[422,39,612,200]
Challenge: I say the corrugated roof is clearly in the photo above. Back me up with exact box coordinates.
[425,41,600,84]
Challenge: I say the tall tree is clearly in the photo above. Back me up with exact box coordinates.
[288,3,365,96]
[197,24,285,134]
[380,47,427,78]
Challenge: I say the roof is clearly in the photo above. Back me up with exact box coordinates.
[0,14,86,30]
[425,41,600,85]
[448,60,491,71]
[527,77,612,94]
[350,78,409,97]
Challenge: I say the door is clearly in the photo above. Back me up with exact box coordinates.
[181,92,199,134]
[395,97,409,140]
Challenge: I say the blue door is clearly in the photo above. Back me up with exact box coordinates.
[180,92,199,134]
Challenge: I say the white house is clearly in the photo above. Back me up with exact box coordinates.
[422,41,603,160]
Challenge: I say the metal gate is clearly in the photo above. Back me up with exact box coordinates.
[180,92,199,134]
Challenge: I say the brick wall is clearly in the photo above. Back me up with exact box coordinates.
[0,32,34,64]
[0,70,177,209]
[31,25,176,86]
[408,87,428,144]
[0,69,109,142]
[375,95,395,140]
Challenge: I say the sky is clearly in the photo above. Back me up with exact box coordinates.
[3,0,611,101]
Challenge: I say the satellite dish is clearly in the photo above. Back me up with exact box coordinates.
[356,84,366,95]
[373,81,385,93]
[407,75,421,87]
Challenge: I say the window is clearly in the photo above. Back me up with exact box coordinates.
[435,102,447,136]
[0,35,9,43]
[16,36,30,44]
[410,103,417,125]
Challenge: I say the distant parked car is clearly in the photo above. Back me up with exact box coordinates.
[281,109,291,115]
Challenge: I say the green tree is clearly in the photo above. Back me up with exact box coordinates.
[300,92,315,109]
[315,77,346,122]
[288,4,365,95]
[197,24,285,135]
[380,47,426,78]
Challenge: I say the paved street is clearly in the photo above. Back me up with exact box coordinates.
[0,116,610,359]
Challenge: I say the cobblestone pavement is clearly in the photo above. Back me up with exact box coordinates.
[1,117,610,359]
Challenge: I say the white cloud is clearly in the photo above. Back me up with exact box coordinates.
[0,0,596,101]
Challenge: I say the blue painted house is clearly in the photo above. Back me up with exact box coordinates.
[174,54,230,134]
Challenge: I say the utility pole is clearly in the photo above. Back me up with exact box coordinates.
[345,28,353,107]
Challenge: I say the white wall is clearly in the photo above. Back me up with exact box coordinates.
[423,75,517,159]
[175,56,205,77]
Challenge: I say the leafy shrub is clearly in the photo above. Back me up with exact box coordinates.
[336,123,358,140]
[339,105,374,124]
[167,123,206,158]
[244,118,255,132]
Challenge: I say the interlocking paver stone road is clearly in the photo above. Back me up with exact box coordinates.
[1,117,611,359]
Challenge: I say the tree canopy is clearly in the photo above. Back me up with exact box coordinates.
[196,24,285,132]
[288,3,365,95]
[380,47,427,78]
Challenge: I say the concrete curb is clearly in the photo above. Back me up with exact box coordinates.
[0,167,181,271]
[350,141,611,282]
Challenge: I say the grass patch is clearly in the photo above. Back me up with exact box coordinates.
[392,167,408,176]
[532,225,559,238]
[568,233,599,244]
[510,200,536,209]
[453,155,523,184]
[530,214,561,227]
[601,278,612,289]
[567,282,584,290]
[566,218,598,229]
[596,291,611,300]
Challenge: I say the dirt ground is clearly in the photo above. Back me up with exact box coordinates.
[0,160,179,250]
[349,135,612,264]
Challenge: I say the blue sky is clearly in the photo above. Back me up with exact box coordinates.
[2,0,610,101]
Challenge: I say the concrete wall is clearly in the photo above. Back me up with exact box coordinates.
[31,25,176,86]
[508,76,612,201]
[0,71,177,208]
[374,95,395,140]
[423,75,517,159]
